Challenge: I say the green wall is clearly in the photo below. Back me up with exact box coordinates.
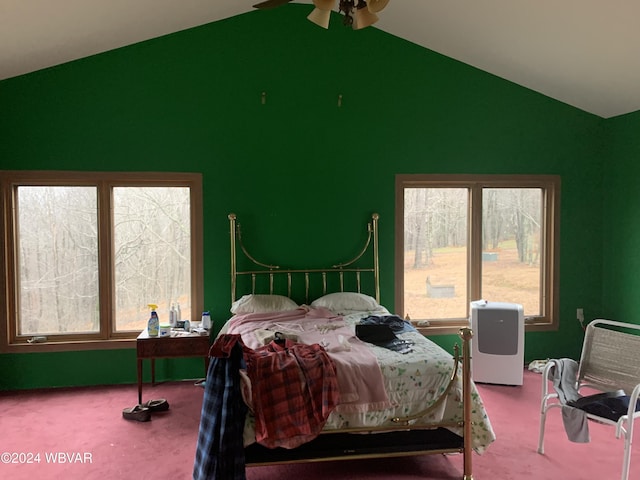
[0,6,607,389]
[602,110,640,319]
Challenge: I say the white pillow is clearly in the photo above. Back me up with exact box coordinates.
[230,294,298,314]
[310,292,380,313]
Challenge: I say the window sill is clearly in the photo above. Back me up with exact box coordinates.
[416,319,558,336]
[1,338,137,354]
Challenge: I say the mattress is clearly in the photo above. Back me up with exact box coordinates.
[221,305,496,454]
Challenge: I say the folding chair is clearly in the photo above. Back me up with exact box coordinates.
[538,319,640,480]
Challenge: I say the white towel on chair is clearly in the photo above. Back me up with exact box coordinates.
[561,405,590,443]
[547,358,590,443]
[548,358,581,404]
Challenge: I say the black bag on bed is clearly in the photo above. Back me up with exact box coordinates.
[355,324,413,354]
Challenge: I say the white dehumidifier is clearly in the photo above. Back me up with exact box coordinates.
[469,300,524,386]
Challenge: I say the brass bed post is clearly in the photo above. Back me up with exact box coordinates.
[460,327,474,480]
[228,213,237,304]
[372,213,380,303]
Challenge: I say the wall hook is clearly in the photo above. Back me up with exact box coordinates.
[261,91,266,105]
[337,94,343,107]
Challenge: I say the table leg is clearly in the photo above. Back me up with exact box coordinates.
[137,358,143,405]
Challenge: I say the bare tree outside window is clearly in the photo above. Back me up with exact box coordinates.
[16,186,192,335]
[2,171,203,351]
[404,188,468,320]
[396,175,559,332]
[17,186,99,335]
[113,187,191,331]
[481,188,542,315]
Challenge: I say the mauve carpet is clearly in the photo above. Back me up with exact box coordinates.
[1,370,637,479]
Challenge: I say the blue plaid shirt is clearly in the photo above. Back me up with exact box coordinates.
[193,336,248,480]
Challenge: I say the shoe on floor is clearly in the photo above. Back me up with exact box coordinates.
[122,405,151,422]
[141,398,169,412]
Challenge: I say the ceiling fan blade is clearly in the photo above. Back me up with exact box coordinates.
[253,0,294,9]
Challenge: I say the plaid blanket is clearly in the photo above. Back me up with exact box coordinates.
[246,337,339,448]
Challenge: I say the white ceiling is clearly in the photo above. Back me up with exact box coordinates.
[1,0,639,118]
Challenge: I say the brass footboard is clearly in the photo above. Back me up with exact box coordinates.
[390,327,474,480]
[461,327,474,480]
[244,327,476,480]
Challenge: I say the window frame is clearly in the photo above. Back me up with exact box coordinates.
[0,171,204,353]
[395,174,560,335]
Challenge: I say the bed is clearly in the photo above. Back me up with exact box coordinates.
[193,213,495,480]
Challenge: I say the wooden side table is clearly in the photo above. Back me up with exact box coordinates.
[136,329,210,404]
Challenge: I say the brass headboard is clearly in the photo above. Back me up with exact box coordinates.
[228,213,380,305]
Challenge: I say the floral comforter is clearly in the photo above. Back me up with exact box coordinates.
[222,308,496,454]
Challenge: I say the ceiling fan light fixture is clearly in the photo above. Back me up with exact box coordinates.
[259,0,388,30]
[307,8,332,28]
[354,2,378,29]
[308,0,335,28]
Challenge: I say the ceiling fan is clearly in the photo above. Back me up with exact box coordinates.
[252,0,389,29]
[253,0,388,8]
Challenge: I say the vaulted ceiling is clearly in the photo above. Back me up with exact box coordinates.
[2,0,639,118]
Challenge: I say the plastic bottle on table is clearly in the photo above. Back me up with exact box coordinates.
[201,311,211,330]
[147,304,159,337]
[169,303,177,327]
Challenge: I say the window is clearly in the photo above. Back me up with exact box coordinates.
[395,174,559,334]
[0,171,203,352]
